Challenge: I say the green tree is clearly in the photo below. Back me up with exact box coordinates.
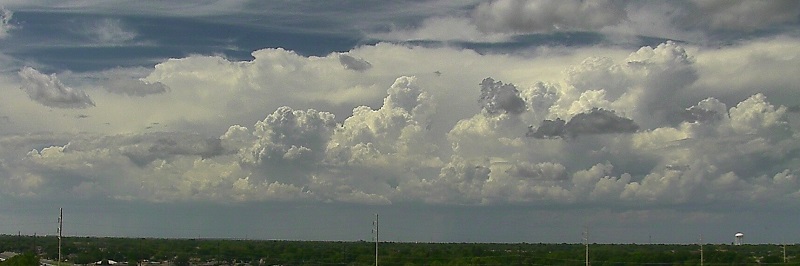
[0,253,39,266]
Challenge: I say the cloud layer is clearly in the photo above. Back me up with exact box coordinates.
[472,0,627,33]
[0,1,798,243]
[369,0,800,43]
[1,39,797,212]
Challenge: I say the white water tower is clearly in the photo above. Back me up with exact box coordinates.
[734,232,744,245]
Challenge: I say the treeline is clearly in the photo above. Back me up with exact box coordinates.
[0,234,798,265]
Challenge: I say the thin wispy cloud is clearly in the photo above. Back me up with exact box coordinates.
[82,18,137,45]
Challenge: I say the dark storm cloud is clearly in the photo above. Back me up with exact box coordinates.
[18,67,95,109]
[118,133,225,167]
[338,54,372,72]
[529,108,639,139]
[568,108,639,135]
[479,77,526,115]
[527,118,567,139]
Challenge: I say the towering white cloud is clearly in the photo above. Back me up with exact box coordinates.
[244,106,336,166]
[17,67,95,109]
[327,76,438,167]
[727,93,791,140]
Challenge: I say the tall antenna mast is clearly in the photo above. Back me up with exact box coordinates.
[58,208,63,266]
[583,227,589,266]
[372,214,379,266]
[699,234,703,266]
[784,244,787,263]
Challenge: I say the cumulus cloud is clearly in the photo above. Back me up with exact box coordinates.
[479,77,527,115]
[245,106,337,165]
[18,67,95,108]
[0,8,13,39]
[546,41,698,129]
[727,93,791,140]
[327,76,438,167]
[472,0,628,33]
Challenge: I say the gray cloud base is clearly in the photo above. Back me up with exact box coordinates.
[18,67,95,108]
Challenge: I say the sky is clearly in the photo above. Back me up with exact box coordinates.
[0,0,799,244]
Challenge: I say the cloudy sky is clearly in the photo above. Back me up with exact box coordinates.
[0,0,799,244]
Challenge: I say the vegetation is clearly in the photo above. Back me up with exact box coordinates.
[0,252,39,266]
[0,234,798,265]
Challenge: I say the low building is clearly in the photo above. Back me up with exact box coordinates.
[0,252,19,261]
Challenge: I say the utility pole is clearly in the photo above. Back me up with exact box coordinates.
[58,208,62,266]
[373,214,379,266]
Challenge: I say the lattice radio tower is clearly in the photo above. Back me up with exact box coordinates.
[57,208,63,266]
[583,227,589,266]
[372,214,379,266]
